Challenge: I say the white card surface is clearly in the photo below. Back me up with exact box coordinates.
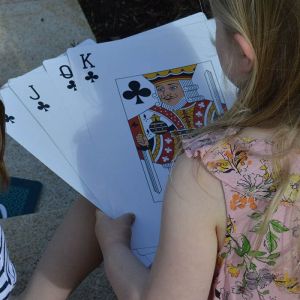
[68,13,209,107]
[0,86,96,203]
[8,67,113,214]
[43,53,93,143]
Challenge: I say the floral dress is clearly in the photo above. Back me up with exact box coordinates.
[183,129,300,300]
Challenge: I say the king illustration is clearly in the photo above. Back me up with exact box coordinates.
[128,64,226,194]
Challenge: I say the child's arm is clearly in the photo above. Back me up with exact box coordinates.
[20,198,102,300]
[95,154,226,300]
[95,211,149,299]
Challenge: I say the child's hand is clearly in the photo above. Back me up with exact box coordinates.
[95,210,135,255]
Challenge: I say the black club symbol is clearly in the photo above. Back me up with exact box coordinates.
[85,71,99,83]
[123,81,151,105]
[67,80,77,91]
[5,114,15,124]
[38,101,50,112]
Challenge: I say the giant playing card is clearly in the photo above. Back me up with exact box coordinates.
[66,19,237,265]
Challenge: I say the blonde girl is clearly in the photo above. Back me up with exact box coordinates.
[19,0,300,299]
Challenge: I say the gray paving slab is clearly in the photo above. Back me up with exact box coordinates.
[0,0,95,85]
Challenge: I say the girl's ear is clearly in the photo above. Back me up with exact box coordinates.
[233,33,255,73]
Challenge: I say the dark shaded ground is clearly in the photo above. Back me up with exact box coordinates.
[78,0,212,42]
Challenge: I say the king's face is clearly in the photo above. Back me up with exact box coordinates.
[155,80,184,106]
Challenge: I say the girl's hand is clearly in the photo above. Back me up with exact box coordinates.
[95,210,135,255]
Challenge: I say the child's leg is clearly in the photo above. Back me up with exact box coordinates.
[20,197,102,300]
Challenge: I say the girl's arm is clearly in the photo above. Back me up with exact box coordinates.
[95,212,148,300]
[96,154,226,300]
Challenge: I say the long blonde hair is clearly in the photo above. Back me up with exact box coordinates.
[197,0,300,275]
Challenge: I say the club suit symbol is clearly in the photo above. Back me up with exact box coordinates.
[5,115,15,124]
[85,71,99,83]
[67,80,77,91]
[37,101,50,112]
[123,81,151,105]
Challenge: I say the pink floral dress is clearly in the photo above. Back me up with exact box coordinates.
[183,129,300,300]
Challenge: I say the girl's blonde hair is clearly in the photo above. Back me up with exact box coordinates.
[195,0,300,276]
[208,0,300,130]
